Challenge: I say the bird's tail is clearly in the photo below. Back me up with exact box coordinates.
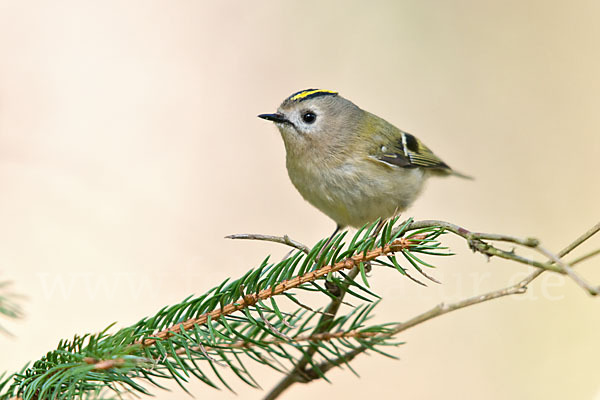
[450,169,474,180]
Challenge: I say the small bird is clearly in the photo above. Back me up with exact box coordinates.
[259,89,469,233]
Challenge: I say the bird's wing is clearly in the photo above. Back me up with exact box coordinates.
[371,129,451,171]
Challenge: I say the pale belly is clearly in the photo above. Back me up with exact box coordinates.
[287,158,426,228]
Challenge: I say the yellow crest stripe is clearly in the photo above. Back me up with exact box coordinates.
[289,89,338,102]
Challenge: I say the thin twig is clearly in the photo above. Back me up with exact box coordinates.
[554,223,600,258]
[174,326,385,357]
[402,220,540,247]
[225,233,310,255]
[404,221,564,273]
[568,248,600,267]
[536,245,599,295]
[520,222,600,286]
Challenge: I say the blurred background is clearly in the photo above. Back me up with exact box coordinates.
[1,1,599,399]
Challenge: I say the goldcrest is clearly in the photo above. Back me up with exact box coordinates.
[259,89,469,229]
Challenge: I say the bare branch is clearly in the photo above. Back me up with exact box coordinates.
[403,220,540,247]
[569,248,600,267]
[519,222,600,286]
[536,245,598,295]
[225,233,310,254]
[555,222,600,258]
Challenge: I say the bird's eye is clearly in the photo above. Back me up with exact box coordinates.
[302,111,316,124]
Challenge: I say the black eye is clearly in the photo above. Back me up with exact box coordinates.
[302,111,316,124]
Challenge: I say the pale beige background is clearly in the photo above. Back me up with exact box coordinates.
[1,1,599,399]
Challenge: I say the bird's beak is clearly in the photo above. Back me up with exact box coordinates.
[258,113,289,124]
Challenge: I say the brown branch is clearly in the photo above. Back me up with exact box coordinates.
[137,238,414,346]
[174,328,384,358]
[82,357,126,371]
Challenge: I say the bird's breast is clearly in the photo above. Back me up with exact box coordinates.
[285,154,426,227]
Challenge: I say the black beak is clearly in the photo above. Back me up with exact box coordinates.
[258,113,289,124]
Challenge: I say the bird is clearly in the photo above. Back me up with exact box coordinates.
[258,89,470,236]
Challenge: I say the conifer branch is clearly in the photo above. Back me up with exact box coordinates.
[0,219,597,400]
[138,236,416,347]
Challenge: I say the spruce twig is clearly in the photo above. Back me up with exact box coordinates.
[0,219,597,400]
